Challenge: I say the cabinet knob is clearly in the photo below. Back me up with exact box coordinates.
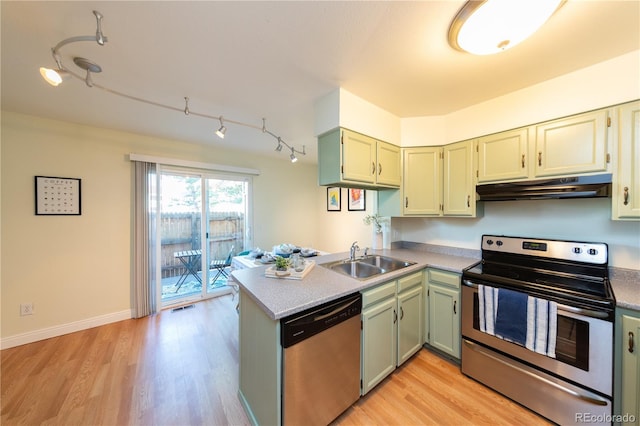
[405,197,409,208]
[521,154,525,168]
[623,187,629,206]
[400,306,404,320]
[629,331,635,353]
[394,309,397,324]
[453,300,457,315]
[372,162,376,174]
[467,195,470,208]
[538,152,542,167]
[378,163,382,175]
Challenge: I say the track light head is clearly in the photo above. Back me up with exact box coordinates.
[215,117,226,139]
[39,67,71,86]
[290,148,298,163]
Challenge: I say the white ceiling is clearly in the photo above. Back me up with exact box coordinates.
[2,1,639,163]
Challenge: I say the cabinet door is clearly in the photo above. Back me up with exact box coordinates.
[535,109,609,177]
[342,129,376,184]
[403,147,442,215]
[397,285,424,366]
[443,140,476,216]
[621,314,640,425]
[477,128,529,182]
[361,297,397,395]
[429,284,460,358]
[613,101,640,220]
[377,141,401,187]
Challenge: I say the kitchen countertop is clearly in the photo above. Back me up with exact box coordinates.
[232,246,640,320]
[231,248,479,320]
[610,267,640,312]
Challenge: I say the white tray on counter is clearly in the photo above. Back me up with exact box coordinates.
[264,260,315,280]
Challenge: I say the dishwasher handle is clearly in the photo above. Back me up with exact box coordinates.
[281,293,362,348]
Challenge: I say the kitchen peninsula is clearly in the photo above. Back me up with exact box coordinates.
[232,247,478,425]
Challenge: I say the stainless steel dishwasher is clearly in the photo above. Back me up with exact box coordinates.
[281,293,362,426]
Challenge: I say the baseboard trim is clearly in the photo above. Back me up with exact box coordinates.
[1,309,133,350]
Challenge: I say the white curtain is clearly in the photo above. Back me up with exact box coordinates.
[132,161,157,318]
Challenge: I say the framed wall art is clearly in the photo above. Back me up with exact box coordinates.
[348,188,366,211]
[35,176,82,215]
[327,187,341,211]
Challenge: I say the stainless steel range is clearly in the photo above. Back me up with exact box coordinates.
[461,235,615,426]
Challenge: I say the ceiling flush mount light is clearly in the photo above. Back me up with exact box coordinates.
[448,0,564,55]
[39,11,306,163]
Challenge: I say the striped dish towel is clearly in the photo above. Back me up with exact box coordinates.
[478,284,557,358]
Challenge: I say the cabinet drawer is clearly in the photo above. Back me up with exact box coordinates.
[362,281,396,309]
[427,269,460,289]
[397,271,423,293]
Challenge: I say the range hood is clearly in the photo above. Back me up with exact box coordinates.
[476,174,612,201]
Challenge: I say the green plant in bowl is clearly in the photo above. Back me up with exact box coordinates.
[275,256,291,271]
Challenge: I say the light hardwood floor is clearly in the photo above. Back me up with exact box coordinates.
[1,294,551,426]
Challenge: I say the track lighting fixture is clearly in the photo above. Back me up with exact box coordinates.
[39,10,306,163]
[215,117,227,139]
[39,67,71,86]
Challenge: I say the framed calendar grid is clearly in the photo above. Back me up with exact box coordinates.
[35,176,81,215]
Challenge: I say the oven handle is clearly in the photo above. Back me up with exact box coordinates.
[463,339,609,407]
[462,279,610,320]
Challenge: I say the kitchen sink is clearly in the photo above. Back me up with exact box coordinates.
[320,255,416,280]
[357,255,415,271]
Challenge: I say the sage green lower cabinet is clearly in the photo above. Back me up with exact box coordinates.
[615,307,640,425]
[425,268,461,359]
[238,290,281,426]
[361,271,424,395]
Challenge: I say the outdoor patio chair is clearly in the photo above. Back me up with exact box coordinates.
[211,245,234,284]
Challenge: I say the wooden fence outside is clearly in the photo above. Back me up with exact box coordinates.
[160,211,245,279]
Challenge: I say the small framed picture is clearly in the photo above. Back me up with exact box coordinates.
[348,188,366,211]
[327,187,341,211]
[35,176,82,215]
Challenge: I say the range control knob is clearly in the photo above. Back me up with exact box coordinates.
[496,240,503,246]
[589,248,598,256]
[573,247,582,254]
[486,239,494,245]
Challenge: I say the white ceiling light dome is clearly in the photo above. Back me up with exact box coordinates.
[449,0,565,55]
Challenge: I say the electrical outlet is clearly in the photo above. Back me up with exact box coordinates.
[20,303,34,316]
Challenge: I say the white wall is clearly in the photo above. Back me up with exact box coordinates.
[396,198,640,270]
[0,112,327,347]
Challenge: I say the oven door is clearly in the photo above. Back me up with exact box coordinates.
[461,279,613,397]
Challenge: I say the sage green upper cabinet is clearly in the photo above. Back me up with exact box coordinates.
[341,129,376,183]
[318,128,400,189]
[534,109,610,177]
[613,100,640,220]
[377,140,402,186]
[477,128,529,183]
[443,140,477,217]
[402,147,442,216]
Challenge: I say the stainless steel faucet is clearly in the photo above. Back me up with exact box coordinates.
[350,241,360,261]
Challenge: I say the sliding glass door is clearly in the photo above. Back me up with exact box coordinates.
[157,167,250,307]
